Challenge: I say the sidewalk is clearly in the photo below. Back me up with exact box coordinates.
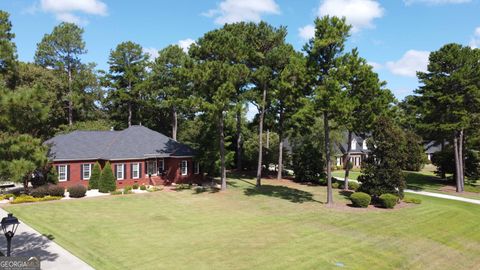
[0,208,93,270]
[334,176,480,205]
[404,189,480,205]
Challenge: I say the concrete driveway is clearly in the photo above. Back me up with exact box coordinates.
[0,208,93,270]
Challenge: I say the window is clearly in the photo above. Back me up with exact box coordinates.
[116,164,124,180]
[132,163,140,179]
[147,160,157,175]
[362,140,367,150]
[194,162,200,174]
[181,160,188,176]
[82,164,92,180]
[351,139,357,150]
[58,165,68,182]
[158,159,164,173]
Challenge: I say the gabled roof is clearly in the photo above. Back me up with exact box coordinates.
[44,125,196,161]
[335,133,369,156]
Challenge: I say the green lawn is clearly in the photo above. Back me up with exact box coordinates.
[4,178,480,270]
[332,170,361,180]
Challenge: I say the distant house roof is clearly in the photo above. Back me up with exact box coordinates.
[334,133,369,156]
[424,141,443,154]
[44,125,196,161]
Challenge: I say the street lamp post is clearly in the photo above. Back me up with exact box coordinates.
[1,213,20,256]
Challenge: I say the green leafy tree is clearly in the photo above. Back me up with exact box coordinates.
[88,162,101,189]
[358,117,406,199]
[0,132,48,192]
[402,130,427,171]
[304,16,351,205]
[0,11,18,89]
[47,165,59,185]
[339,49,394,190]
[148,45,193,140]
[99,162,116,193]
[34,22,87,125]
[415,44,480,192]
[104,41,149,127]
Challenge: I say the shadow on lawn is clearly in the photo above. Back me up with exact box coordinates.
[0,231,59,261]
[244,185,321,204]
[404,171,452,191]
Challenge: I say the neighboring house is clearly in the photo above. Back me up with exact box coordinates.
[424,141,443,161]
[44,125,202,188]
[335,133,369,168]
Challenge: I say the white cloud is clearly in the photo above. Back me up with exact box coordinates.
[404,0,471,5]
[143,47,159,61]
[37,0,107,24]
[298,24,315,41]
[386,50,430,77]
[204,0,280,25]
[178,38,195,53]
[318,0,384,32]
[469,27,480,48]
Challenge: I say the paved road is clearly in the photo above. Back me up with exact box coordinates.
[0,208,93,270]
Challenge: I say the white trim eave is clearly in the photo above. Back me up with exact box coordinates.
[51,155,194,162]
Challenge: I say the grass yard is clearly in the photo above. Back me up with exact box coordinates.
[4,178,480,270]
[332,170,361,180]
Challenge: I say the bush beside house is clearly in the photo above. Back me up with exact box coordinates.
[350,192,371,208]
[99,162,116,193]
[88,162,101,190]
[68,185,87,198]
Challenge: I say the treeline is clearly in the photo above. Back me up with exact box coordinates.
[0,10,478,203]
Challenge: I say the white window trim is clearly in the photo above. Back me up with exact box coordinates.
[147,160,157,176]
[181,160,188,176]
[82,164,92,180]
[362,140,367,150]
[351,139,357,150]
[116,164,125,180]
[132,163,140,179]
[194,162,199,174]
[58,165,67,182]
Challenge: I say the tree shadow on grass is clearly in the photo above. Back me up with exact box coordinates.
[244,185,321,204]
[0,231,59,262]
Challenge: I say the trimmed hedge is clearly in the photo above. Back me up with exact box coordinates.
[140,185,147,190]
[340,181,360,191]
[350,192,371,208]
[88,162,102,189]
[379,193,398,209]
[30,185,49,198]
[68,185,87,198]
[99,162,116,193]
[48,185,65,197]
[132,183,139,189]
[30,185,64,198]
[12,195,62,204]
[332,182,340,189]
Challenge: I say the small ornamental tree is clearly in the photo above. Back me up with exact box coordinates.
[88,162,101,189]
[358,117,406,199]
[46,165,58,185]
[402,130,427,172]
[99,162,116,193]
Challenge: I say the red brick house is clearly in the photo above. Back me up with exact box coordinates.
[44,125,202,188]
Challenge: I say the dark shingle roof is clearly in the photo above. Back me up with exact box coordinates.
[45,125,195,161]
[335,133,369,156]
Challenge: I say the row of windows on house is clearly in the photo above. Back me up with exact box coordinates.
[56,160,200,182]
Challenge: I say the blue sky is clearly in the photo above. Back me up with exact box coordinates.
[1,0,480,101]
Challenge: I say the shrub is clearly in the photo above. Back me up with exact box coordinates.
[403,196,422,204]
[110,190,123,195]
[350,192,371,208]
[379,193,398,209]
[99,162,116,193]
[332,182,339,189]
[291,135,326,183]
[11,195,62,204]
[88,162,101,189]
[340,181,360,191]
[132,183,139,189]
[124,185,132,192]
[30,185,49,198]
[0,194,14,200]
[68,185,87,198]
[147,186,162,192]
[317,178,327,186]
[48,185,65,197]
[140,185,147,190]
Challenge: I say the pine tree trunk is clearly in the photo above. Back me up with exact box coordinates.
[236,108,243,171]
[277,111,284,180]
[128,101,132,127]
[256,85,267,187]
[68,67,73,126]
[453,131,462,192]
[172,106,178,140]
[441,139,446,179]
[324,112,333,205]
[219,112,227,190]
[459,129,465,191]
[343,130,353,191]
